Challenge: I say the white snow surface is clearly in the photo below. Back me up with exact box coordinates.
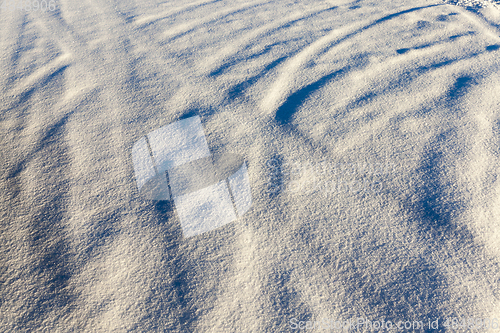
[1,0,500,331]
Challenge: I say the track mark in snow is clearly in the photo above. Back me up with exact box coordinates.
[262,4,441,116]
[150,0,268,41]
[205,5,338,77]
[225,56,288,101]
[395,30,476,54]
[456,6,500,42]
[3,86,96,183]
[274,64,357,126]
[486,43,500,50]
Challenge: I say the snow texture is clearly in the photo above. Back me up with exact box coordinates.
[1,0,500,331]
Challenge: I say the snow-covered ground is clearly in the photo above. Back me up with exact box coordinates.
[1,0,500,331]
[444,0,500,9]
